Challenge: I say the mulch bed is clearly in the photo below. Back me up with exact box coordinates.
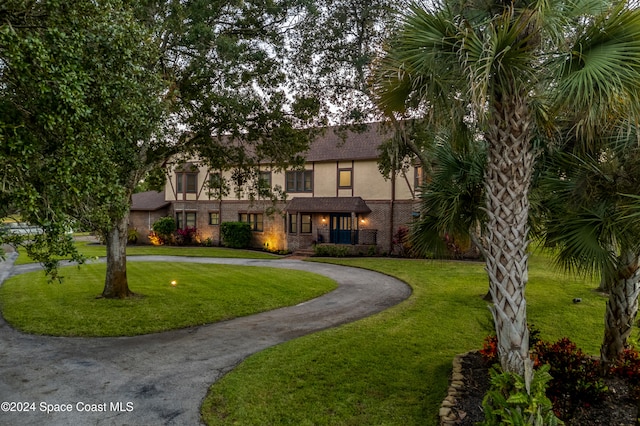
[451,351,639,425]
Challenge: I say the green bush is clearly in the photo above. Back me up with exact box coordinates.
[313,244,350,257]
[480,364,563,426]
[480,334,608,422]
[152,216,176,243]
[534,338,608,419]
[220,222,252,248]
[127,228,139,245]
[611,347,640,398]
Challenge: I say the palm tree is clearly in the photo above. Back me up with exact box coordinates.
[535,131,640,369]
[371,0,640,377]
[411,137,486,259]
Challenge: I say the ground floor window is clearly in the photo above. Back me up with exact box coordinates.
[209,211,220,225]
[240,213,263,232]
[289,214,297,233]
[176,211,196,229]
[301,214,312,233]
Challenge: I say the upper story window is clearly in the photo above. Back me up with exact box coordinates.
[286,170,313,192]
[338,169,352,189]
[257,171,272,198]
[209,172,222,189]
[177,172,198,194]
[259,171,272,188]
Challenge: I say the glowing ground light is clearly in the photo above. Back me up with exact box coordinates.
[170,280,177,287]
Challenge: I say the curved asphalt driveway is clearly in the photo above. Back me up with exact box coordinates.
[0,255,411,425]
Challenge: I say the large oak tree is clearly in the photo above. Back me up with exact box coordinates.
[1,0,315,297]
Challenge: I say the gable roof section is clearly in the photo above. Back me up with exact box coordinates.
[303,123,392,163]
[286,197,372,214]
[131,191,170,211]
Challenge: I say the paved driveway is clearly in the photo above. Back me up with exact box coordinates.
[0,256,411,425]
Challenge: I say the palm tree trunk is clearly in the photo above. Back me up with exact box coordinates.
[101,211,134,299]
[600,250,640,369]
[484,94,535,379]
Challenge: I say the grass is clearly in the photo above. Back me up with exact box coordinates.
[13,241,279,265]
[200,252,611,425]
[0,262,336,336]
[0,245,620,424]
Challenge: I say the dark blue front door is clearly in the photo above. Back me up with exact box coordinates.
[330,214,352,244]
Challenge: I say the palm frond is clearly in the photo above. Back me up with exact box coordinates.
[553,4,640,138]
[411,139,486,257]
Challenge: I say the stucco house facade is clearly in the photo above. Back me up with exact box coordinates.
[139,124,421,254]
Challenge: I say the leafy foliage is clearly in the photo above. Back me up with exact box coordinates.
[220,222,252,249]
[411,141,486,259]
[479,364,562,426]
[313,244,350,257]
[287,0,409,124]
[481,334,613,421]
[391,226,414,257]
[534,338,608,419]
[174,227,199,246]
[372,0,640,377]
[127,228,139,245]
[152,217,177,244]
[0,0,168,283]
[533,128,640,364]
[610,347,640,398]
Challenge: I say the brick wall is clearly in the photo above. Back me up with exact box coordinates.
[129,209,169,244]
[172,200,287,250]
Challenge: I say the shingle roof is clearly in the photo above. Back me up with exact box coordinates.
[130,191,170,211]
[303,123,392,162]
[286,197,372,214]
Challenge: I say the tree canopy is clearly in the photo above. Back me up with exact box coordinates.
[1,0,409,295]
[0,0,168,276]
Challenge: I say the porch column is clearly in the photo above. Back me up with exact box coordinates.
[351,211,357,244]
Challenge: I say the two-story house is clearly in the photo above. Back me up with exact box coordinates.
[131,123,421,254]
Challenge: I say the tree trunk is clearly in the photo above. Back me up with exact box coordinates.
[600,250,640,369]
[102,211,134,299]
[484,94,535,381]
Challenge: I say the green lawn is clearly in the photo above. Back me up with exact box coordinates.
[201,253,610,425]
[13,240,279,265]
[0,262,336,336]
[0,246,620,424]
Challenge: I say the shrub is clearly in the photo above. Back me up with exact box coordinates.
[479,364,562,426]
[611,347,640,398]
[479,334,498,364]
[175,226,199,246]
[201,237,215,247]
[392,226,413,257]
[479,324,542,365]
[220,222,252,248]
[534,338,608,419]
[479,333,608,422]
[313,244,350,257]
[152,217,176,244]
[127,228,138,245]
[148,231,164,246]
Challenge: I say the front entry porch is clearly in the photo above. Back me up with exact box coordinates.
[285,196,377,252]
